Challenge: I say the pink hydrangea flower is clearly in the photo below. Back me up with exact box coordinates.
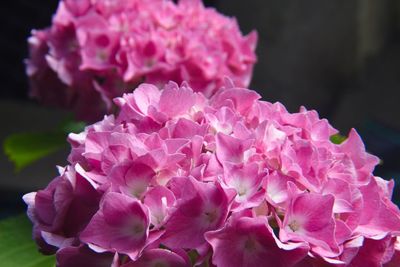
[24,80,400,266]
[26,0,257,121]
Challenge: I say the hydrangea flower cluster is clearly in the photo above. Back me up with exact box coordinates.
[24,81,400,267]
[25,0,257,121]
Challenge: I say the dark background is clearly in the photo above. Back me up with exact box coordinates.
[1,0,399,216]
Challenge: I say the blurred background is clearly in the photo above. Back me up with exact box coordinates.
[0,0,399,217]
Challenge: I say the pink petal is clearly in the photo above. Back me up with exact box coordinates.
[158,81,196,118]
[56,245,119,267]
[122,248,190,267]
[161,177,231,249]
[281,192,338,257]
[216,133,253,164]
[143,186,176,228]
[80,192,150,259]
[205,216,308,267]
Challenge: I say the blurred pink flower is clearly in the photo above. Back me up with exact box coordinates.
[26,0,257,121]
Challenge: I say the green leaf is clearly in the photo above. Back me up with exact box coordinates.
[60,120,86,134]
[3,132,67,171]
[330,133,347,144]
[0,214,55,267]
[3,117,86,171]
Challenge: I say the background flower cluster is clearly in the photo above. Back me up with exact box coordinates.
[26,0,257,121]
[24,81,400,266]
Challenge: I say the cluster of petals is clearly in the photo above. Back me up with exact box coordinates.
[25,0,257,121]
[24,80,400,266]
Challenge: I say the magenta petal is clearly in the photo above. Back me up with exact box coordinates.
[263,172,294,206]
[339,129,380,184]
[357,177,400,237]
[205,216,307,267]
[143,186,175,228]
[122,249,190,267]
[349,236,397,267]
[158,81,196,118]
[322,178,355,213]
[63,0,91,16]
[80,192,149,259]
[223,162,264,210]
[385,238,400,267]
[211,88,261,115]
[281,192,338,257]
[110,162,155,198]
[56,245,118,267]
[27,165,101,250]
[161,177,230,249]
